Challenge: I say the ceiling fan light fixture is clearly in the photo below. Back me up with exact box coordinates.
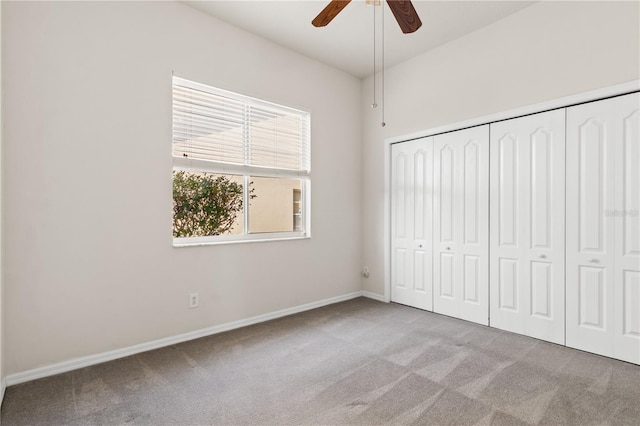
[312,0,421,34]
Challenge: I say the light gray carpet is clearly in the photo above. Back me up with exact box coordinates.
[2,297,640,425]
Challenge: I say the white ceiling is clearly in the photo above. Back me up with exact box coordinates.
[183,0,537,78]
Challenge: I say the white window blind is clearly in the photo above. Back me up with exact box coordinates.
[173,77,311,172]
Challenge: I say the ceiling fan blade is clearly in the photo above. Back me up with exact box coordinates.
[312,0,352,27]
[386,0,422,34]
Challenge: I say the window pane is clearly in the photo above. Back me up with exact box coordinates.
[249,177,302,234]
[173,77,310,172]
[249,112,307,170]
[172,170,244,237]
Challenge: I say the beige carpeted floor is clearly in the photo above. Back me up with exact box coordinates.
[2,297,640,425]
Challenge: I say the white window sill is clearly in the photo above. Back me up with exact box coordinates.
[173,235,311,248]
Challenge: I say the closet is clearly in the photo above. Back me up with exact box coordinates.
[389,90,639,364]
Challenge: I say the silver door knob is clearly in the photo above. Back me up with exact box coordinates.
[540,254,547,259]
[446,247,451,250]
[589,259,599,263]
[418,244,423,248]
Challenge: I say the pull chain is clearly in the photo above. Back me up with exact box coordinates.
[372,3,377,109]
[381,2,386,128]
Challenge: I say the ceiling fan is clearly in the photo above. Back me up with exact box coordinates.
[312,0,422,34]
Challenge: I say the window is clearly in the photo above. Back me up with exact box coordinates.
[172,77,310,245]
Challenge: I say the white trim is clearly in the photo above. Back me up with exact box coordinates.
[303,179,312,238]
[0,378,6,406]
[383,140,392,303]
[173,157,311,179]
[362,291,387,302]
[384,80,640,306]
[387,80,640,145]
[173,232,309,247]
[4,291,366,387]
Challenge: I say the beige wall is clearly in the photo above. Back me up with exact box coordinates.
[361,1,640,296]
[3,1,362,376]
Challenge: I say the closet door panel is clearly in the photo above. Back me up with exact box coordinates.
[527,113,565,343]
[411,141,434,311]
[530,129,552,250]
[438,145,456,245]
[622,271,640,337]
[498,135,519,248]
[392,143,413,298]
[531,261,552,318]
[464,141,480,246]
[461,134,489,322]
[620,110,640,258]
[499,258,518,311]
[567,101,616,358]
[567,110,615,355]
[490,109,565,344]
[493,133,522,323]
[434,125,489,325]
[464,255,480,303]
[614,94,640,363]
[567,92,639,364]
[391,138,433,311]
[434,140,458,315]
[578,120,608,253]
[439,253,455,299]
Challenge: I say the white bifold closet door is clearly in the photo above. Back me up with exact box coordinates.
[489,110,566,344]
[433,125,489,325]
[566,92,640,364]
[391,138,434,311]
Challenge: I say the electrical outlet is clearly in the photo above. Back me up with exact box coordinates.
[189,292,199,309]
[362,266,370,278]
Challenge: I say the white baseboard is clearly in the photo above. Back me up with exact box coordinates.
[1,378,6,409]
[5,291,371,387]
[361,291,386,302]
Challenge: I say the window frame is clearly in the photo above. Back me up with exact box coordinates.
[171,77,311,247]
